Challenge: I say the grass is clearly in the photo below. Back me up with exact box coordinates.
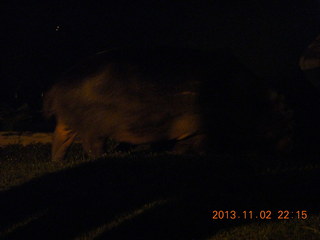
[0,142,319,239]
[0,143,88,191]
[208,215,320,240]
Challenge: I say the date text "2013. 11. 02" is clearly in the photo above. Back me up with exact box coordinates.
[212,210,308,220]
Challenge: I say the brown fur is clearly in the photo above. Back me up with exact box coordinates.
[44,47,292,161]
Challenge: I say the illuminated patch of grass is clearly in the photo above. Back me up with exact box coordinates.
[76,199,171,240]
[0,142,163,191]
[0,143,91,191]
[0,210,48,238]
[207,215,320,240]
[0,143,319,239]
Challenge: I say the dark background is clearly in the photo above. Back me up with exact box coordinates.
[1,0,319,131]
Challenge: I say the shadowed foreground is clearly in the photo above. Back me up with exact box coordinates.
[0,151,320,239]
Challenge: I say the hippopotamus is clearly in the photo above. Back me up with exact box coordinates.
[43,46,292,161]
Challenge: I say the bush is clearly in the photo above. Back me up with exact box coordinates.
[0,102,33,131]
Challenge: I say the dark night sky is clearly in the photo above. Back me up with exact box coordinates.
[1,0,319,106]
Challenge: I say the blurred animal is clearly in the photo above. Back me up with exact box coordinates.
[44,47,292,161]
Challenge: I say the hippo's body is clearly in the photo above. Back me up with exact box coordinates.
[44,47,291,161]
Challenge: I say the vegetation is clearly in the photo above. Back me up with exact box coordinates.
[0,103,33,131]
[0,143,319,239]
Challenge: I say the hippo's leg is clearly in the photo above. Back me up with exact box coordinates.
[81,136,104,158]
[52,123,77,161]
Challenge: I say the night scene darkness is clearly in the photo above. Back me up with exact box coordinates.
[1,1,320,239]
